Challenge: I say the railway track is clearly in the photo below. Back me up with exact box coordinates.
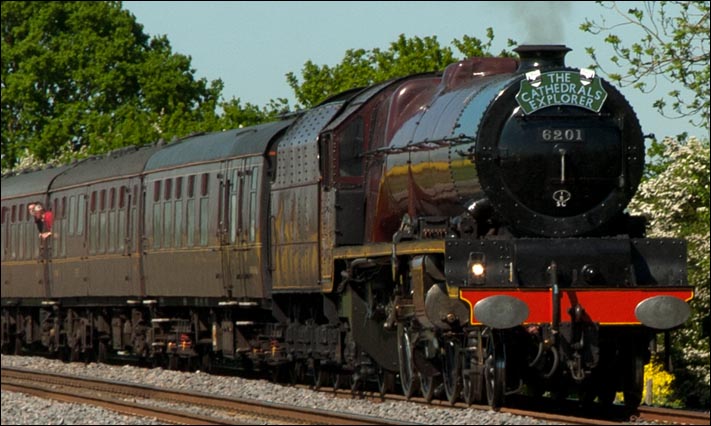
[302,381,710,425]
[636,405,710,425]
[1,366,407,425]
[3,363,708,425]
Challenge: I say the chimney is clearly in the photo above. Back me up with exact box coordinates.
[514,45,571,73]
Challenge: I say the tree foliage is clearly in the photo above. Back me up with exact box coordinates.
[1,1,223,171]
[216,97,291,131]
[580,1,710,134]
[286,29,514,108]
[628,137,711,407]
[2,2,512,170]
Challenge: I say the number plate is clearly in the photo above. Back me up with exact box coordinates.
[538,128,585,142]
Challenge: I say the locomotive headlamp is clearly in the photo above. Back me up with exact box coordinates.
[471,263,485,277]
[468,252,486,285]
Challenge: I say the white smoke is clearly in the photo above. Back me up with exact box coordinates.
[511,1,573,44]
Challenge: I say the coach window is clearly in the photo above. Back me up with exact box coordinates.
[175,177,183,248]
[49,199,56,257]
[108,188,116,253]
[131,185,138,250]
[186,175,196,247]
[99,189,107,253]
[51,198,59,257]
[59,196,67,257]
[18,204,26,260]
[249,166,258,242]
[164,178,173,248]
[28,205,35,259]
[77,194,86,236]
[68,195,76,237]
[13,205,19,260]
[17,203,24,260]
[117,187,126,252]
[230,169,239,244]
[1,207,6,261]
[28,204,37,259]
[153,180,162,249]
[199,173,209,246]
[11,205,17,259]
[1,207,6,262]
[89,191,97,254]
[10,205,16,259]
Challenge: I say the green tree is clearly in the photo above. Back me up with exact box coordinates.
[216,97,291,131]
[580,1,710,135]
[628,136,710,407]
[286,30,513,108]
[1,1,223,171]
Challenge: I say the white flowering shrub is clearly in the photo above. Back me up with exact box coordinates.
[628,136,710,407]
[1,142,89,175]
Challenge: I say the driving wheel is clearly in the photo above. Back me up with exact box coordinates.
[442,338,462,405]
[484,329,506,409]
[397,323,418,398]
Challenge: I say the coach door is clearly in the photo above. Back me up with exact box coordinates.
[84,182,140,297]
[219,159,262,299]
[56,190,89,297]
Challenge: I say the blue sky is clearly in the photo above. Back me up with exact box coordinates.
[123,1,698,140]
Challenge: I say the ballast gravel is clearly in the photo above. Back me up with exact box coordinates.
[0,354,583,425]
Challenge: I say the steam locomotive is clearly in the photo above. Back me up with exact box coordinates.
[1,45,693,409]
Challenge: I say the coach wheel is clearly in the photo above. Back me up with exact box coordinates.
[377,367,394,399]
[200,352,213,373]
[96,339,109,364]
[58,346,72,363]
[168,354,179,370]
[186,355,200,372]
[350,372,365,397]
[290,361,306,385]
[69,343,81,363]
[270,363,288,383]
[442,338,462,405]
[397,323,418,399]
[484,330,506,409]
[332,371,343,390]
[14,336,23,355]
[332,370,351,392]
[151,352,166,369]
[312,361,328,390]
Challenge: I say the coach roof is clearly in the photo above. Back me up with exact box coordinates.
[145,120,293,171]
[51,144,163,190]
[1,165,72,199]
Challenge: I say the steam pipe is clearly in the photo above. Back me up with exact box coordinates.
[548,261,560,345]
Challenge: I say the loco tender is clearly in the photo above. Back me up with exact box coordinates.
[1,45,693,409]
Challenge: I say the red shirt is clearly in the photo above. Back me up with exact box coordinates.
[42,210,53,232]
